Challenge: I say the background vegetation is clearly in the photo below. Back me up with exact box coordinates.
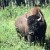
[0,5,50,50]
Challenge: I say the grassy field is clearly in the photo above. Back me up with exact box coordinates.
[0,5,50,50]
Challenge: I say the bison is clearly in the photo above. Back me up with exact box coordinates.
[15,5,47,45]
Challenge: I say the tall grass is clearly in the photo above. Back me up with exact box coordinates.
[0,5,50,50]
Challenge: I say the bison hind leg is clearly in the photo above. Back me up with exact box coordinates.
[15,28,22,40]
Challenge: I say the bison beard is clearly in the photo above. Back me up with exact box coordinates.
[27,15,47,45]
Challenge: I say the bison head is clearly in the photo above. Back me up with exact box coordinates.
[27,14,42,43]
[27,15,41,33]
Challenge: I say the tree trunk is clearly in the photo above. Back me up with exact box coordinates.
[45,0,47,5]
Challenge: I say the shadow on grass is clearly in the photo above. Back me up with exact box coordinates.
[45,38,50,50]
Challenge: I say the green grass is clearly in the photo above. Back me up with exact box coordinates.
[0,6,50,50]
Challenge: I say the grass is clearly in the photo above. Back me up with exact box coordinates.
[0,5,50,50]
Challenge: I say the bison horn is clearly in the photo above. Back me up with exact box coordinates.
[37,12,42,21]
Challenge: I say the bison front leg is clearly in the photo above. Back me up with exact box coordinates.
[42,35,45,46]
[27,32,35,45]
[27,34,32,45]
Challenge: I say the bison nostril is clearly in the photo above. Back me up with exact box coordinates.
[29,32,34,35]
